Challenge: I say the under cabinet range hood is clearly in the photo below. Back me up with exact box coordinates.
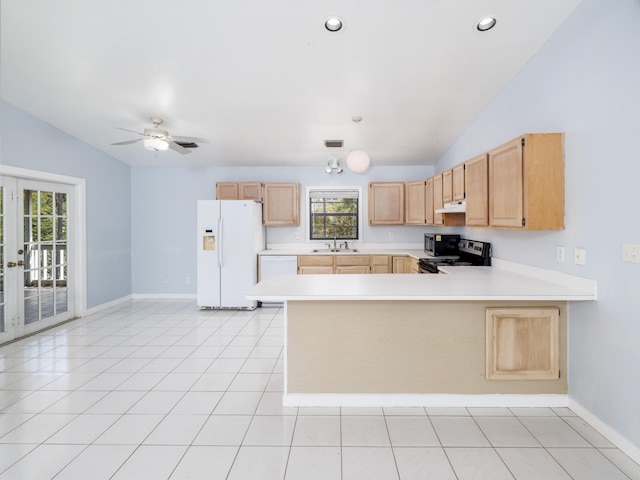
[435,201,466,214]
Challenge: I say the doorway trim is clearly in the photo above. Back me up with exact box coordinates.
[0,165,87,317]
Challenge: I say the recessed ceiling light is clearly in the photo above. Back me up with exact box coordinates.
[476,16,497,32]
[325,17,343,32]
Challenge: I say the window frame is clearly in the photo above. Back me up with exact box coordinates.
[305,186,363,243]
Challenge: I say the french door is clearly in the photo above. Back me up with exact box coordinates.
[1,176,75,343]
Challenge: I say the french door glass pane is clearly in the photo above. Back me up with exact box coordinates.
[22,189,69,324]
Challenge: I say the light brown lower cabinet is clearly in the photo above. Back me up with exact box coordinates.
[486,307,560,380]
[408,257,419,274]
[297,254,393,274]
[370,255,391,273]
[392,256,407,273]
[298,255,333,274]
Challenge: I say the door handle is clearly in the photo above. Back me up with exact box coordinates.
[17,260,24,266]
[7,261,17,268]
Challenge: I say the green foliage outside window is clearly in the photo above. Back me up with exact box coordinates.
[309,190,359,240]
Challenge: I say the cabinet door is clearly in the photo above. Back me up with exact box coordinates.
[452,164,465,201]
[263,183,300,226]
[488,138,523,228]
[425,177,434,225]
[465,154,489,226]
[368,182,405,225]
[371,255,391,273]
[216,182,238,200]
[442,170,453,203]
[392,256,407,273]
[408,257,419,274]
[486,307,559,380]
[432,174,444,225]
[405,181,426,225]
[239,182,263,201]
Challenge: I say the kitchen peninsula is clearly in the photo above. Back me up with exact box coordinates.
[245,264,596,407]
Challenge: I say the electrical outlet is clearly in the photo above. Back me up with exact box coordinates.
[623,243,640,263]
[163,278,169,284]
[185,277,191,285]
[388,231,395,240]
[574,248,586,266]
[293,231,301,240]
[556,246,565,263]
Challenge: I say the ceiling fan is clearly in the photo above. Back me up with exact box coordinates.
[111,117,208,154]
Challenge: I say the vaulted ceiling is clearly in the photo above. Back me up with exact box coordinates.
[1,1,581,168]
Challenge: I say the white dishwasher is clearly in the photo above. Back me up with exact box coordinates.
[259,255,298,306]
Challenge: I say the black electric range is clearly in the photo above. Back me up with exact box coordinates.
[418,239,491,273]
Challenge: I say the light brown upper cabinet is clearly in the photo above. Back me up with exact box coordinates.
[238,182,263,201]
[425,177,434,225]
[432,174,444,225]
[263,183,300,226]
[368,182,405,225]
[405,180,426,225]
[216,181,262,201]
[216,182,239,200]
[488,133,564,230]
[442,170,453,203]
[452,164,465,202]
[465,154,489,226]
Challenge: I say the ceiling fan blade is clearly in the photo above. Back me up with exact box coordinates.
[111,138,142,145]
[116,127,147,136]
[171,135,209,144]
[167,141,192,154]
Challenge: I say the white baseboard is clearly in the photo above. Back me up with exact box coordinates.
[569,397,640,465]
[131,293,197,300]
[283,393,569,408]
[84,295,132,316]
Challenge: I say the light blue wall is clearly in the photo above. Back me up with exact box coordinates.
[1,100,132,308]
[436,0,640,448]
[130,164,435,294]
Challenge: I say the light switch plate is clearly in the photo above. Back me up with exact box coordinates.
[556,246,565,263]
[574,248,586,265]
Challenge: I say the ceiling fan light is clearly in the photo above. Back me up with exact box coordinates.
[346,149,370,173]
[144,137,169,151]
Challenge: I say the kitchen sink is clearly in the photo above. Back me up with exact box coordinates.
[311,248,359,253]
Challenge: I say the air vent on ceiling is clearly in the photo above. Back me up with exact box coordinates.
[175,141,199,149]
[324,139,344,148]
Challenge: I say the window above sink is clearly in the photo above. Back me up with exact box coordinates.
[307,187,362,243]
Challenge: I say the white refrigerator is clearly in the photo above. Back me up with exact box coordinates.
[197,200,265,309]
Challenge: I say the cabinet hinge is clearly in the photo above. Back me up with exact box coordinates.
[522,218,526,226]
[521,138,525,146]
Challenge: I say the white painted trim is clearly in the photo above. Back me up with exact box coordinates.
[492,257,597,297]
[283,393,569,408]
[569,397,640,465]
[131,293,197,299]
[84,295,132,316]
[0,165,88,318]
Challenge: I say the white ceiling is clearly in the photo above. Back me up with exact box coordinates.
[1,1,581,168]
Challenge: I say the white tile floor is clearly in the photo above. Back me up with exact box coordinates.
[0,299,639,479]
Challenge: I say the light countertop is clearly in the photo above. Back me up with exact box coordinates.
[245,264,596,302]
[258,248,426,259]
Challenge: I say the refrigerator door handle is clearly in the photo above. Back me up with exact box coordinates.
[217,217,223,268]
